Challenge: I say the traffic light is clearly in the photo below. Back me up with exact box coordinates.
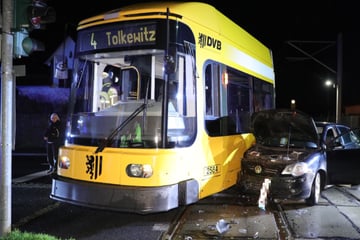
[12,0,55,58]
[13,0,56,30]
[13,0,32,30]
[14,30,29,58]
[13,30,45,58]
[27,0,56,30]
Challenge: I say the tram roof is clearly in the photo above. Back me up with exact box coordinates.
[77,2,274,81]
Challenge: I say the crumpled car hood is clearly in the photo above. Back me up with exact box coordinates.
[246,144,313,164]
[251,109,319,147]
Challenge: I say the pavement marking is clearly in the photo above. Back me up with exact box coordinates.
[12,170,49,184]
[12,202,61,228]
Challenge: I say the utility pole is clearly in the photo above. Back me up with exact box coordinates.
[0,0,14,236]
[336,33,343,123]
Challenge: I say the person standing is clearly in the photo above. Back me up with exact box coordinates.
[44,113,61,173]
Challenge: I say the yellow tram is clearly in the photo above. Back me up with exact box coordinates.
[50,2,275,213]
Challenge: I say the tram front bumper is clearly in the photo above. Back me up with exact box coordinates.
[50,177,198,214]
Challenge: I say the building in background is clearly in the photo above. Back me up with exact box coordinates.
[45,36,75,88]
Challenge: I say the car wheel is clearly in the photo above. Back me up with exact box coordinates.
[305,172,321,206]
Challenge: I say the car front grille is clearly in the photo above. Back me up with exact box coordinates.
[247,164,280,177]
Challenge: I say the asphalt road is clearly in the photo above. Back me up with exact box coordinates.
[10,154,181,240]
[12,182,179,240]
[10,153,360,239]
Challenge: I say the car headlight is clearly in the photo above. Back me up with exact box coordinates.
[126,164,153,178]
[282,162,310,177]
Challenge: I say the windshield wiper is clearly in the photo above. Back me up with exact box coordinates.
[95,103,146,153]
[95,77,150,153]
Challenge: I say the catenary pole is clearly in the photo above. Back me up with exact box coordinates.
[0,0,14,236]
[336,33,342,123]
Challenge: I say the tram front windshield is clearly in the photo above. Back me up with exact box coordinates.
[66,50,196,149]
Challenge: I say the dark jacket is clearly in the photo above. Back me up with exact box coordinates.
[44,120,61,143]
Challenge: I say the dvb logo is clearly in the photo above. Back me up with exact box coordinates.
[198,33,222,50]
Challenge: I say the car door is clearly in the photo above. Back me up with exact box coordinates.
[326,128,360,184]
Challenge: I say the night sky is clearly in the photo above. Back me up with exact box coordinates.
[20,0,360,120]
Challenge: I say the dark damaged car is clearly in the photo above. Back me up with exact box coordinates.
[238,109,360,206]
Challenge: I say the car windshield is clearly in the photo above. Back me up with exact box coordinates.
[252,109,319,148]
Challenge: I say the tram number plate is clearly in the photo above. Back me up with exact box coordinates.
[204,164,220,176]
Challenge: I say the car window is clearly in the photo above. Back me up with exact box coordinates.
[337,126,350,134]
[331,127,360,149]
[325,128,335,143]
[337,126,351,144]
[348,129,360,144]
[317,126,323,134]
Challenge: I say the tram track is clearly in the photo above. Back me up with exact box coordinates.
[268,201,293,240]
[163,187,294,239]
[321,185,360,207]
[12,155,360,239]
[12,171,360,239]
[321,185,360,235]
[161,206,187,240]
[163,185,360,240]
[333,185,360,205]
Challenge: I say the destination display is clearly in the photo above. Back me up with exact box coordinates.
[78,22,157,52]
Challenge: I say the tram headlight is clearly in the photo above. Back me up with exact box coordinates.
[126,164,153,178]
[59,156,70,169]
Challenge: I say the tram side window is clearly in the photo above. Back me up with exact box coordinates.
[205,63,254,136]
[205,66,213,116]
[227,68,251,133]
[205,64,220,117]
[253,78,274,112]
[204,63,225,136]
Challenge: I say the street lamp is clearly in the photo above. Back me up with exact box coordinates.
[290,99,296,110]
[324,79,336,122]
[325,79,335,88]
